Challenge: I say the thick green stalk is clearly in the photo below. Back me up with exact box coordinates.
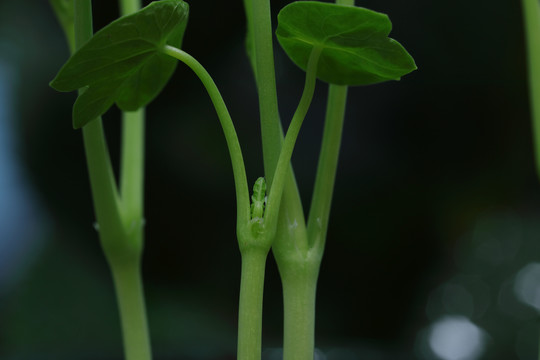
[281,264,319,360]
[307,85,348,255]
[281,2,354,359]
[120,109,145,231]
[111,260,152,360]
[522,0,540,181]
[251,0,284,181]
[119,0,144,238]
[116,1,151,358]
[237,249,268,360]
[74,0,126,261]
[161,45,250,224]
[74,1,151,359]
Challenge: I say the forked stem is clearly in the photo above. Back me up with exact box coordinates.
[73,1,152,359]
[263,46,323,239]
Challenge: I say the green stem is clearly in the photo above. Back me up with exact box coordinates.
[117,0,151,358]
[161,45,250,224]
[249,0,308,252]
[81,119,130,261]
[306,85,347,255]
[74,2,151,359]
[74,0,127,261]
[120,109,145,232]
[281,267,319,360]
[50,0,76,53]
[119,0,141,16]
[242,0,257,79]
[266,45,321,360]
[265,46,322,242]
[522,0,540,181]
[119,0,144,231]
[237,249,268,360]
[111,260,152,360]
[281,2,353,359]
[523,5,540,360]
[251,0,283,183]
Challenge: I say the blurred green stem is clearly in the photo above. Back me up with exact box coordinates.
[73,0,152,359]
[111,259,152,360]
[522,4,540,360]
[522,0,540,181]
[115,1,152,360]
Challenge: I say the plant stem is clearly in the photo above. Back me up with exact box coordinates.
[281,3,353,358]
[307,85,347,254]
[119,0,141,16]
[237,47,320,360]
[281,265,319,360]
[161,45,250,224]
[522,4,540,359]
[116,0,152,358]
[265,46,322,239]
[522,0,540,182]
[111,259,152,360]
[251,0,283,183]
[74,0,126,260]
[119,0,145,232]
[249,0,308,251]
[120,109,145,231]
[50,0,76,53]
[74,1,151,359]
[237,249,268,360]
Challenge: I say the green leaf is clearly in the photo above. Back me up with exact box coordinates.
[276,1,416,86]
[50,0,189,128]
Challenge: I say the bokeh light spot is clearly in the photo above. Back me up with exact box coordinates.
[428,316,486,360]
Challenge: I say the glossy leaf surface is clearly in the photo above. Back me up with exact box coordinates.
[276,1,416,86]
[50,0,189,128]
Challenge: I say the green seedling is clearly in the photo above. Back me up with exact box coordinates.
[50,0,415,359]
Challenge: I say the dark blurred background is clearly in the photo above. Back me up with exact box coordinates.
[0,0,536,359]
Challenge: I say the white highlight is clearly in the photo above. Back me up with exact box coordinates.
[514,262,540,310]
[428,316,485,360]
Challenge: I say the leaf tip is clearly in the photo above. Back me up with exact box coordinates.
[72,108,91,130]
[72,115,83,130]
[49,77,63,91]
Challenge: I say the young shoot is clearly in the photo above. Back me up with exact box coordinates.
[49,1,416,360]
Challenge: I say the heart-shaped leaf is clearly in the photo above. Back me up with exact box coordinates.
[276,1,416,86]
[50,0,189,128]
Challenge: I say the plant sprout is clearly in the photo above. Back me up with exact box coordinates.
[49,0,416,359]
